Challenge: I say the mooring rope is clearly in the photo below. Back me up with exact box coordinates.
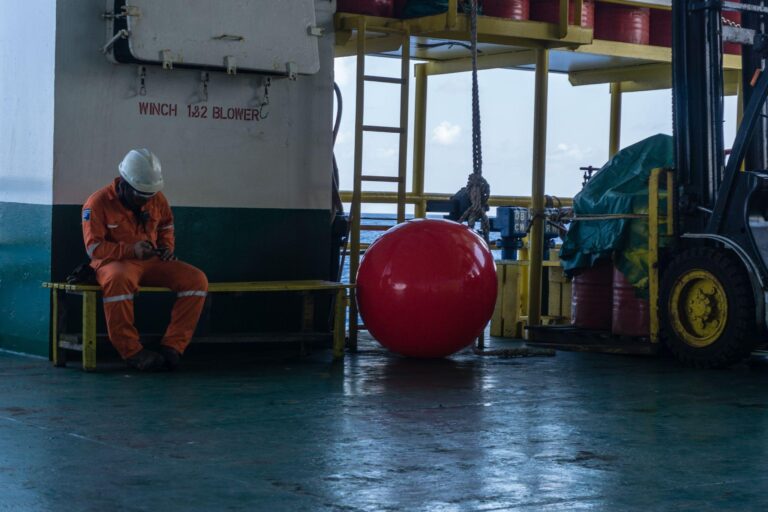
[458,0,491,240]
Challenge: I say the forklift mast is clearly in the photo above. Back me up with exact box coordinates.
[672,0,768,281]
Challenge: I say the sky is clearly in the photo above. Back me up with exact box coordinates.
[333,56,740,214]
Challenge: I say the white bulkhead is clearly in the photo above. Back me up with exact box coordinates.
[51,0,335,210]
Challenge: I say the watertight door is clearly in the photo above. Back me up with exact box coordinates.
[108,0,320,75]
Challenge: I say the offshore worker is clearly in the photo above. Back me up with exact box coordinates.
[82,149,208,371]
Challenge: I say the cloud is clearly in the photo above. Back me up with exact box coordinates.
[334,58,353,87]
[432,121,462,146]
[375,147,398,158]
[550,142,593,161]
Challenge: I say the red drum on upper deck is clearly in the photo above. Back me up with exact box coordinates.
[611,267,650,337]
[530,0,595,28]
[594,3,650,45]
[651,3,741,54]
[649,9,672,47]
[723,0,742,55]
[337,0,395,17]
[483,0,530,20]
[571,259,613,331]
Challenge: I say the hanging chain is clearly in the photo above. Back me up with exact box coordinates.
[458,0,491,240]
[470,0,482,176]
[721,16,741,29]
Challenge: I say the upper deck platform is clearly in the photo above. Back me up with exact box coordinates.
[335,0,742,93]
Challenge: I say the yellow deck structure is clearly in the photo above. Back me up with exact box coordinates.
[335,0,743,344]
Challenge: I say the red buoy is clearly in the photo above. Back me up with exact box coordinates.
[611,267,649,337]
[337,0,395,17]
[594,3,650,45]
[530,0,595,27]
[571,259,613,331]
[357,219,498,358]
[393,0,408,17]
[483,0,529,20]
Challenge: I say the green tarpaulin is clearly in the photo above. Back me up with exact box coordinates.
[559,134,674,293]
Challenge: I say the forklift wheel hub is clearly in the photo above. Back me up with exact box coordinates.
[669,270,727,348]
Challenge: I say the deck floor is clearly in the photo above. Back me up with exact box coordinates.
[2,334,768,511]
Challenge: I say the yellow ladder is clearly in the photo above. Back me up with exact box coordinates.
[348,18,411,350]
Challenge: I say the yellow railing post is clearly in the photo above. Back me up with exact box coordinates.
[447,0,458,29]
[51,289,60,366]
[397,28,410,223]
[82,291,97,371]
[527,48,550,333]
[610,82,622,157]
[348,16,367,351]
[558,0,570,38]
[413,64,428,218]
[648,168,662,343]
[574,0,583,27]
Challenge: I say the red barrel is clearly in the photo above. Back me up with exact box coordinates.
[723,0,742,55]
[650,4,740,53]
[571,259,613,331]
[483,0,530,20]
[337,0,395,17]
[530,0,595,28]
[595,3,650,44]
[611,267,649,337]
[649,9,672,47]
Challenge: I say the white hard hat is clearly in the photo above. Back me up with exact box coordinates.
[118,149,164,194]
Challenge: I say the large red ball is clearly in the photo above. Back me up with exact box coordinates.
[357,219,498,358]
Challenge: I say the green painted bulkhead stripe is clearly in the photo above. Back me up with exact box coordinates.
[51,205,335,339]
[0,202,52,357]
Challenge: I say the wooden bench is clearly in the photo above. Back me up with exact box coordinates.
[43,280,352,371]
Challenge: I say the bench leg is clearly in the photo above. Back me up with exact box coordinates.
[52,289,67,367]
[82,291,98,372]
[332,289,346,360]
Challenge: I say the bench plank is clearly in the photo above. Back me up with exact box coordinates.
[43,280,353,293]
[44,279,352,370]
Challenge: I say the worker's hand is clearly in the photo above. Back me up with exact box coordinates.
[133,241,155,260]
[156,246,176,261]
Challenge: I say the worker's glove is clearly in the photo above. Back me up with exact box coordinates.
[156,246,176,261]
[133,241,155,260]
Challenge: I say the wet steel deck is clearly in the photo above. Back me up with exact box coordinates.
[2,335,768,511]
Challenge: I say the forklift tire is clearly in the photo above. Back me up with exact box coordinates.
[660,247,758,368]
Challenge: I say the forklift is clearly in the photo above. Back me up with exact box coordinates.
[529,0,768,368]
[658,0,768,367]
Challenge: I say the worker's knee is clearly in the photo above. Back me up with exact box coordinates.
[191,268,208,291]
[175,263,207,292]
[98,269,139,294]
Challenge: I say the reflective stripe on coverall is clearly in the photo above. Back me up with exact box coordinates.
[82,179,208,359]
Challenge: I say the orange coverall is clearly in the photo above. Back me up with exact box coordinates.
[82,178,208,359]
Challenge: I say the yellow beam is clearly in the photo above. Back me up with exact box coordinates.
[570,63,671,87]
[339,191,573,207]
[527,48,550,332]
[335,12,593,50]
[424,50,537,76]
[335,32,403,58]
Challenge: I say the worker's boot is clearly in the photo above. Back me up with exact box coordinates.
[125,349,166,371]
[160,346,182,371]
